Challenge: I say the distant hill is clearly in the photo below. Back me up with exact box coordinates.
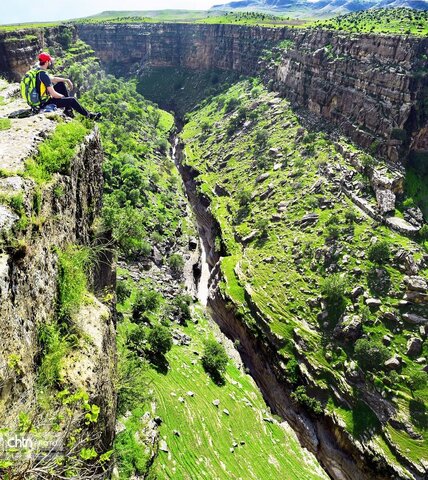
[210,0,428,17]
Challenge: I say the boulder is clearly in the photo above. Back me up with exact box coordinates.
[351,286,364,301]
[384,357,401,371]
[394,250,419,275]
[402,313,428,325]
[376,189,396,214]
[406,337,423,357]
[404,207,424,227]
[404,276,428,293]
[299,213,319,227]
[159,439,169,452]
[333,315,362,342]
[366,298,382,308]
[255,173,270,183]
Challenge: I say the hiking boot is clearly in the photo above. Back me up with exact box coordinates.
[88,112,102,121]
[64,108,74,118]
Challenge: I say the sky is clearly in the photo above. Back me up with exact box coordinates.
[2,0,216,25]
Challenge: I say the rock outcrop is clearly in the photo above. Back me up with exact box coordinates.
[0,83,116,457]
[75,23,427,165]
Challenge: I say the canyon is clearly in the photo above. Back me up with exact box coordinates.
[0,18,426,480]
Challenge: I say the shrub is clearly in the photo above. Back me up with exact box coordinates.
[419,224,428,240]
[201,339,228,379]
[173,294,192,323]
[224,97,241,113]
[354,338,389,371]
[147,324,172,356]
[116,280,132,304]
[291,386,323,415]
[407,371,428,394]
[368,240,390,264]
[168,253,184,275]
[255,130,268,149]
[320,274,347,305]
[132,288,162,320]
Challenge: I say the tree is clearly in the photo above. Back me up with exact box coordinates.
[201,339,228,381]
[354,338,389,372]
[147,324,172,356]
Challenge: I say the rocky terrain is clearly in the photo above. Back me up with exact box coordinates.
[0,14,426,480]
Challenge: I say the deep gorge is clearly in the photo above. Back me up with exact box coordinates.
[0,19,426,480]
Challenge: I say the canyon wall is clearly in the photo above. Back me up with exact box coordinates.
[0,79,116,460]
[0,23,426,164]
[75,22,428,164]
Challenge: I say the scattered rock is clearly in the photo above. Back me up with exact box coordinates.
[242,230,258,245]
[366,298,382,308]
[394,250,419,275]
[178,397,185,403]
[188,237,198,251]
[406,337,423,357]
[159,439,169,452]
[263,417,274,423]
[351,286,364,301]
[404,207,424,227]
[404,276,428,293]
[299,213,319,227]
[402,313,428,325]
[212,399,220,407]
[255,173,270,183]
[384,356,401,371]
[153,416,163,425]
[333,315,362,342]
[173,430,180,437]
[187,391,195,397]
[223,409,230,416]
[382,335,392,346]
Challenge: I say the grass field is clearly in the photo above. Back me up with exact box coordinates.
[126,306,328,480]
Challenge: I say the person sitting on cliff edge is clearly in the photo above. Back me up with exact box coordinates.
[36,52,101,120]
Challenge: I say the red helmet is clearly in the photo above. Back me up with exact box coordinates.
[38,52,52,63]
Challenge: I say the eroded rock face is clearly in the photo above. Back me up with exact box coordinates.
[0,127,115,445]
[74,23,428,166]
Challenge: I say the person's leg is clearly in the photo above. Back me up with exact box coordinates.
[50,96,89,117]
[53,81,69,97]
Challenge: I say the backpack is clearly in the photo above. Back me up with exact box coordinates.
[20,68,48,110]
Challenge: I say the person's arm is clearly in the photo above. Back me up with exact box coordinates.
[47,85,64,99]
[51,76,74,90]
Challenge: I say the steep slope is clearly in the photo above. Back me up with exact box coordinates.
[0,80,115,477]
[180,79,428,480]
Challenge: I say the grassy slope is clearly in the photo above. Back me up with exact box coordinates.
[180,79,428,473]
[117,294,328,480]
[313,8,428,35]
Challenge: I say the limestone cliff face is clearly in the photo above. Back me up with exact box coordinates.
[0,25,77,81]
[76,22,427,164]
[0,86,115,451]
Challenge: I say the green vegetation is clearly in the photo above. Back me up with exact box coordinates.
[0,118,11,130]
[25,121,89,183]
[181,78,428,471]
[354,338,389,372]
[201,338,229,382]
[57,244,92,321]
[313,8,428,36]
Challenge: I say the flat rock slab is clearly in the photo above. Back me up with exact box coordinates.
[386,217,419,235]
[0,89,58,173]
